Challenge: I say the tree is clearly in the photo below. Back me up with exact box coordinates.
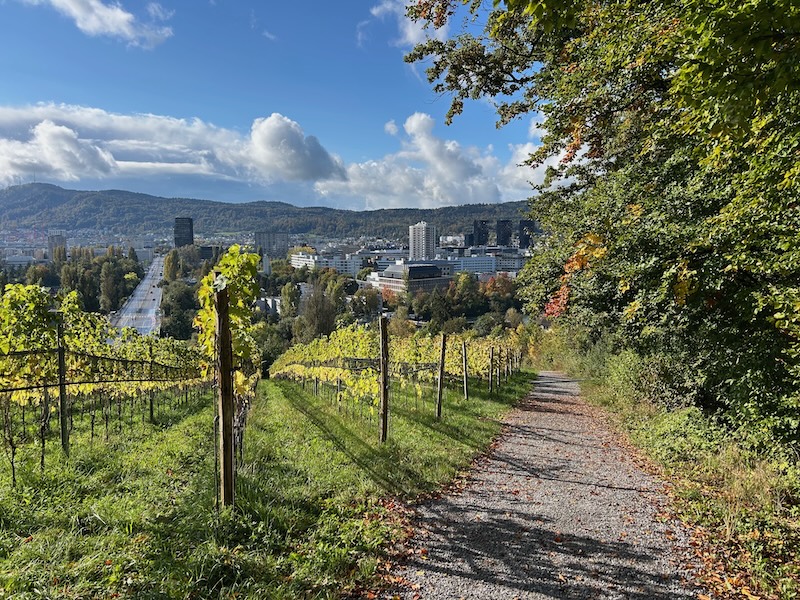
[351,288,380,319]
[407,0,800,439]
[356,266,375,281]
[280,282,299,318]
[163,249,179,282]
[388,305,416,337]
[160,280,198,340]
[127,246,139,263]
[295,283,336,343]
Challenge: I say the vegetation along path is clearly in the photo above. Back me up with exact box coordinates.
[384,372,705,599]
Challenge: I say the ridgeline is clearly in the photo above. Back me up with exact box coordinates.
[0,183,529,239]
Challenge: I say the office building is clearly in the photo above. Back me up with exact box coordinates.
[254,231,290,259]
[519,219,538,249]
[496,220,513,246]
[174,218,194,247]
[376,263,451,295]
[409,221,437,260]
[473,220,489,246]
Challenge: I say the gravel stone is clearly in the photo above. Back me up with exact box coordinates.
[384,372,704,599]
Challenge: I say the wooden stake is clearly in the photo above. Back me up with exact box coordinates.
[436,333,446,420]
[461,340,469,401]
[57,319,69,456]
[216,286,235,508]
[379,317,389,443]
[489,347,494,393]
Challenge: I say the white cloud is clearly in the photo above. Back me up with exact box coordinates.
[0,119,116,181]
[317,112,538,209]
[528,112,547,141]
[146,2,173,21]
[355,19,370,47]
[0,104,547,208]
[368,0,447,47]
[21,0,173,47]
[247,114,346,182]
[0,104,345,187]
[384,120,398,136]
[262,30,277,41]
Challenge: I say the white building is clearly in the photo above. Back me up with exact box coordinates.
[409,221,437,260]
[289,252,366,277]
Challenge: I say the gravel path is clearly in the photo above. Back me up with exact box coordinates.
[384,371,702,599]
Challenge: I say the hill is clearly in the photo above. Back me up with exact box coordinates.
[0,184,530,239]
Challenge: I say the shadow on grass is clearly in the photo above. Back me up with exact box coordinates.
[274,372,536,498]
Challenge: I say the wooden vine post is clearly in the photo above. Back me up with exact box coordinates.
[461,339,469,401]
[379,316,389,443]
[216,285,235,508]
[56,318,69,456]
[436,333,446,420]
[496,348,502,389]
[489,346,494,393]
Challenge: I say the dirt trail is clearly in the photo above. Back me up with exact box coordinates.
[384,371,703,599]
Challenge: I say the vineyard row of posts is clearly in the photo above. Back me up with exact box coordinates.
[270,319,525,444]
[0,284,207,485]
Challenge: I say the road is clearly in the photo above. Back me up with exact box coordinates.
[111,256,164,335]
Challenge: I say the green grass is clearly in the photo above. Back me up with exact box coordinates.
[0,372,534,598]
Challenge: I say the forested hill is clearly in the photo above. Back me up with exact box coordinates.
[0,183,529,239]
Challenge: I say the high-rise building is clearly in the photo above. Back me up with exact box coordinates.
[473,220,489,246]
[174,218,194,247]
[409,221,437,260]
[254,231,290,259]
[496,220,513,246]
[464,233,475,247]
[519,219,538,249]
[47,229,67,261]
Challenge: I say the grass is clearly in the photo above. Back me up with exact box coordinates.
[0,371,534,598]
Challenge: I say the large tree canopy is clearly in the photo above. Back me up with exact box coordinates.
[407,0,800,441]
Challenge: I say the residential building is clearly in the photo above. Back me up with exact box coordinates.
[174,217,194,247]
[254,231,289,259]
[289,251,366,277]
[47,229,67,261]
[409,221,437,260]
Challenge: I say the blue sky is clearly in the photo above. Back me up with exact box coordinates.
[0,0,550,209]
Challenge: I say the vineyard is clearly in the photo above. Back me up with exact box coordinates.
[0,249,537,597]
[0,284,206,484]
[271,321,525,441]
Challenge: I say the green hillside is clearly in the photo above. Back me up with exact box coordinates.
[0,183,530,239]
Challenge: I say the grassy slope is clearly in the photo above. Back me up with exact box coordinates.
[0,373,533,599]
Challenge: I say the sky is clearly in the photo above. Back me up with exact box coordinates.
[0,0,550,210]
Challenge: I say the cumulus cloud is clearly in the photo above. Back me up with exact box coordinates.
[0,119,116,181]
[247,114,346,182]
[0,104,546,208]
[0,104,345,188]
[317,112,539,209]
[368,0,447,47]
[20,0,172,47]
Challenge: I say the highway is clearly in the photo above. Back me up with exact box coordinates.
[111,256,164,335]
